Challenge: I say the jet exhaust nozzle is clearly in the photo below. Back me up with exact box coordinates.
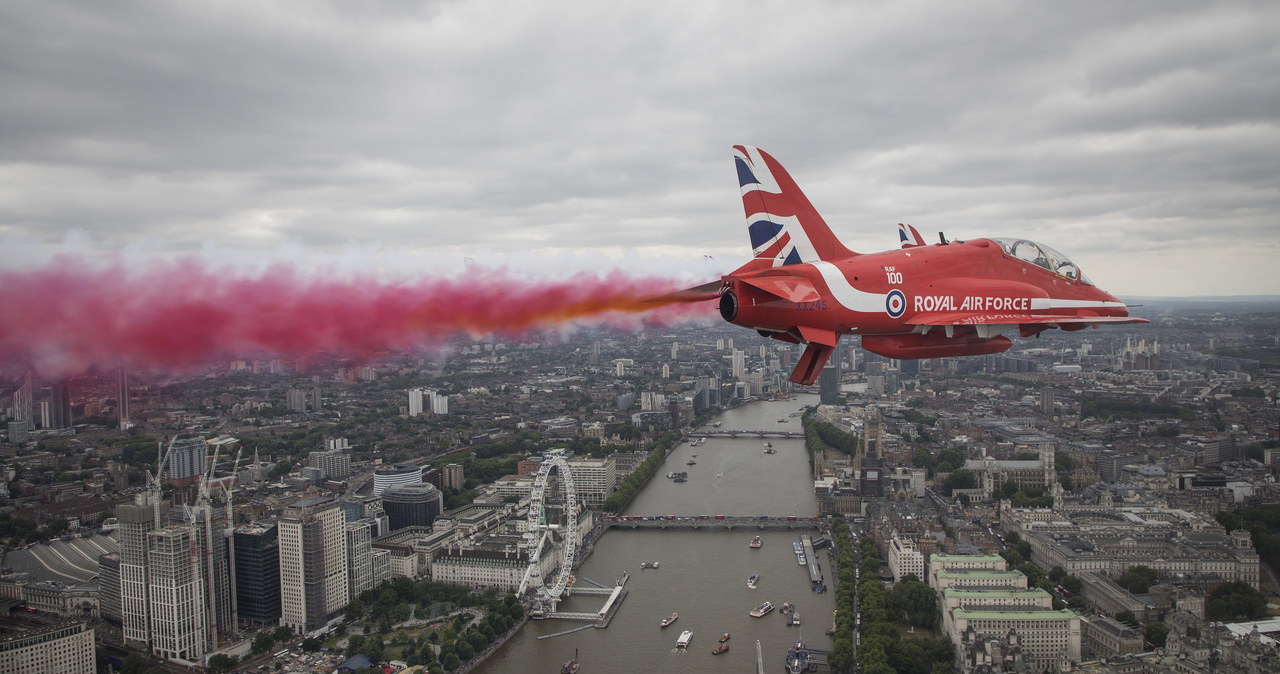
[719,289,739,322]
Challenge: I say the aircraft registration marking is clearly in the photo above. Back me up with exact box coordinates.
[795,300,829,311]
[915,295,1032,312]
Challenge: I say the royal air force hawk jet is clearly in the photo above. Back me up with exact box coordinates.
[666,146,1147,385]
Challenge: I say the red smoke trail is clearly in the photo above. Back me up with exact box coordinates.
[0,259,716,377]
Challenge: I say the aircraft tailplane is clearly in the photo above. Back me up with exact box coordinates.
[733,146,856,267]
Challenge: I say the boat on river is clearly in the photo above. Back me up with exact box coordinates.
[750,601,774,617]
[747,572,759,589]
[561,648,580,674]
[659,612,678,628]
[719,633,731,643]
[785,642,808,674]
[676,630,693,648]
[712,643,728,655]
[749,535,762,549]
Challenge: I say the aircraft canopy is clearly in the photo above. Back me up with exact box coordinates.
[991,238,1093,285]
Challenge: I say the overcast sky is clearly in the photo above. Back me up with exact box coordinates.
[1,0,1277,297]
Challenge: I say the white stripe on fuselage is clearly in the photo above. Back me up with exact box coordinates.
[810,262,886,313]
[1030,298,1127,310]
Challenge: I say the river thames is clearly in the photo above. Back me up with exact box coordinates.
[474,394,836,674]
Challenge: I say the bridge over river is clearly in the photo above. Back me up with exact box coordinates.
[605,515,824,530]
[686,430,804,439]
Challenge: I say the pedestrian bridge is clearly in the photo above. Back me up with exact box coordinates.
[605,515,823,530]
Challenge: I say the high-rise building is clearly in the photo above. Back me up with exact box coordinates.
[346,519,375,599]
[117,495,168,647]
[818,354,841,404]
[98,552,122,623]
[731,349,745,378]
[1040,387,1055,415]
[407,388,425,417]
[373,464,422,496]
[382,484,444,532]
[278,497,348,633]
[168,437,207,482]
[429,390,449,415]
[442,464,465,491]
[147,526,208,665]
[116,367,131,429]
[233,523,281,626]
[10,370,33,425]
[48,379,73,430]
[308,450,352,481]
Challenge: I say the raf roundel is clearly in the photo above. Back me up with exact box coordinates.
[885,289,906,318]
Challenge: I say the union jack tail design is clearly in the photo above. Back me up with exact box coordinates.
[733,146,856,267]
[898,223,927,249]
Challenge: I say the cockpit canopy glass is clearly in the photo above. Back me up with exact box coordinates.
[991,238,1092,285]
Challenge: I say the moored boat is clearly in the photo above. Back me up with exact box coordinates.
[719,633,731,643]
[676,630,693,648]
[712,643,728,655]
[561,648,580,674]
[749,601,774,617]
[785,642,808,674]
[788,609,801,626]
[780,602,792,615]
[659,612,678,628]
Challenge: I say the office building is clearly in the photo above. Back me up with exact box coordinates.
[818,355,840,404]
[888,533,925,582]
[97,553,121,623]
[567,456,617,507]
[373,464,423,496]
[278,497,348,633]
[0,621,95,674]
[233,523,281,626]
[382,483,444,532]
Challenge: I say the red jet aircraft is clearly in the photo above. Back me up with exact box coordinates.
[668,146,1147,385]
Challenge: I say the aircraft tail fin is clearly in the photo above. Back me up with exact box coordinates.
[898,223,927,248]
[733,146,856,266]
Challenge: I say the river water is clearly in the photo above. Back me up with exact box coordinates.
[474,394,836,674]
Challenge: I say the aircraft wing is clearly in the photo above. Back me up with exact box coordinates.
[910,313,1149,327]
[739,275,821,303]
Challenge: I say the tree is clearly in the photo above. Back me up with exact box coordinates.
[1145,622,1170,648]
[1117,565,1159,594]
[208,654,238,673]
[273,625,294,642]
[1048,566,1066,582]
[301,637,322,652]
[252,630,277,654]
[1115,610,1139,628]
[1207,581,1268,621]
[442,652,460,670]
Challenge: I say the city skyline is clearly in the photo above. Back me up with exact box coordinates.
[0,3,1276,298]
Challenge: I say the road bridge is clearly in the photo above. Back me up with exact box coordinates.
[686,430,804,439]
